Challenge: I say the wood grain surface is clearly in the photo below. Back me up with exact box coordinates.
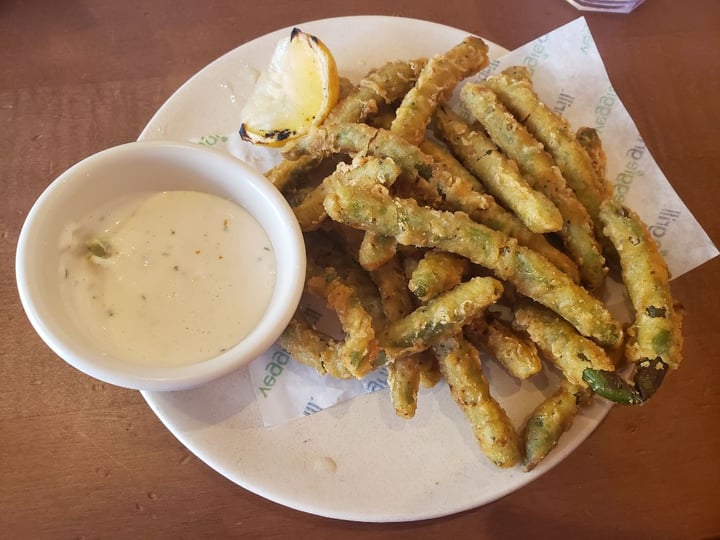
[1,1,718,538]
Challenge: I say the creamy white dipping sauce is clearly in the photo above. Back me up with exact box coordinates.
[59,190,277,367]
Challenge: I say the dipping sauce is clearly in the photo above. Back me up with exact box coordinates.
[58,190,277,367]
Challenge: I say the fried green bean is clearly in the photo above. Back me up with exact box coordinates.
[382,276,503,358]
[402,249,465,398]
[359,232,398,271]
[323,181,623,347]
[419,138,580,281]
[292,156,401,231]
[266,59,427,192]
[387,354,422,418]
[460,84,606,290]
[391,36,489,145]
[433,106,564,234]
[434,331,522,468]
[370,255,423,418]
[278,251,380,378]
[465,316,543,380]
[265,155,324,193]
[576,126,613,199]
[284,123,492,219]
[408,250,469,303]
[583,200,683,402]
[279,313,354,379]
[512,302,616,388]
[304,264,380,378]
[371,256,415,323]
[305,230,386,326]
[325,59,428,126]
[522,381,591,471]
[417,350,442,388]
[482,68,608,224]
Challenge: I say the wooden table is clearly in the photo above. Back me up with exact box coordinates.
[2,1,718,538]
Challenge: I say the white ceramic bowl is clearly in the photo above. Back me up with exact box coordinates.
[16,141,306,391]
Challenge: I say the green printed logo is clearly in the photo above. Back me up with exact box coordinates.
[648,208,681,258]
[303,399,322,416]
[522,35,550,75]
[594,87,618,134]
[553,91,575,114]
[364,366,388,392]
[613,140,646,202]
[580,30,594,55]
[197,134,228,146]
[257,348,292,398]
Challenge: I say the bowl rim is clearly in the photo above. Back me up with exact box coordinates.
[15,140,306,391]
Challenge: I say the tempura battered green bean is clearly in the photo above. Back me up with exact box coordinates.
[304,265,380,378]
[465,316,542,380]
[433,106,564,234]
[382,276,503,358]
[576,126,613,199]
[359,232,398,271]
[306,230,386,327]
[370,255,423,418]
[512,302,616,388]
[391,36,489,145]
[434,331,522,468]
[323,181,623,347]
[387,354,422,418]
[522,381,591,471]
[371,256,415,323]
[408,250,469,304]
[482,68,608,224]
[325,59,428,126]
[460,84,606,290]
[285,122,492,218]
[266,59,427,192]
[292,157,401,231]
[279,313,354,379]
[265,155,324,193]
[583,200,684,402]
[419,138,580,281]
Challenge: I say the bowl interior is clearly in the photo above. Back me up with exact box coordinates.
[16,141,305,390]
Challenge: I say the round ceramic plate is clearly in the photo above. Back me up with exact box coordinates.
[139,15,612,522]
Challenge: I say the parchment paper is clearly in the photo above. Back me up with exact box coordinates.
[195,17,718,426]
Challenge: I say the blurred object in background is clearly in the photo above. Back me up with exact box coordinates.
[565,0,646,13]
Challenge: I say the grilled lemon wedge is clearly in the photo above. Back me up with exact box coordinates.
[239,28,339,147]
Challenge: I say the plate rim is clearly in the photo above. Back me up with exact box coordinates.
[138,14,614,523]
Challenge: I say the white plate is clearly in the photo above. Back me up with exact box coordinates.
[139,15,612,523]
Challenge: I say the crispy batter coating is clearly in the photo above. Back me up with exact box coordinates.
[266,59,427,192]
[381,276,503,358]
[306,265,379,378]
[323,180,623,347]
[513,302,616,387]
[391,37,489,145]
[284,122,492,218]
[420,138,580,281]
[576,126,613,199]
[359,232,398,271]
[599,200,683,370]
[370,255,424,418]
[292,156,401,231]
[408,250,469,303]
[482,67,608,226]
[522,381,591,471]
[433,106,564,234]
[326,59,428,125]
[461,83,606,290]
[434,331,522,468]
[465,316,543,380]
